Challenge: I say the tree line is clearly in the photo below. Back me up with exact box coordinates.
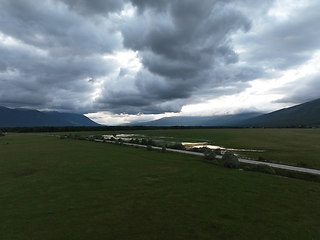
[0,125,245,133]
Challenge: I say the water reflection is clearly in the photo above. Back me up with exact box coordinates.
[102,134,264,153]
[182,142,265,152]
[103,134,143,141]
[102,134,143,139]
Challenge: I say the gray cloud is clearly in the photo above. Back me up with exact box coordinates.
[0,0,121,113]
[130,0,171,13]
[122,1,251,79]
[0,0,319,120]
[0,34,116,112]
[0,0,121,57]
[58,0,125,16]
[235,0,320,70]
[116,0,253,113]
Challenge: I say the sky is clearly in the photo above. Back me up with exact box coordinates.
[0,0,320,125]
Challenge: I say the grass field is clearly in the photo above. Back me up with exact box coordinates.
[97,128,320,169]
[1,132,320,239]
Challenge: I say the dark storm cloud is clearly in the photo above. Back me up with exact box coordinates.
[0,32,116,112]
[122,1,251,80]
[0,0,121,113]
[95,68,190,114]
[1,0,319,118]
[116,0,253,113]
[95,87,183,114]
[0,0,257,115]
[236,0,320,70]
[0,0,121,57]
[58,0,125,16]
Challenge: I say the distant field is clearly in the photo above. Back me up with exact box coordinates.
[93,128,320,169]
[1,133,320,239]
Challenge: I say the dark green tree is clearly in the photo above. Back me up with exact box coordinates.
[204,149,216,161]
[161,145,166,153]
[141,138,148,145]
[222,151,239,169]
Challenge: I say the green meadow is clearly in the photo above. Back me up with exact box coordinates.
[1,130,320,239]
[106,128,320,169]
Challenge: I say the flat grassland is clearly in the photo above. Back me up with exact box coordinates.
[107,128,320,169]
[1,131,320,239]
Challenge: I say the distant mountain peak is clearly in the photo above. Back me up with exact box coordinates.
[0,106,100,127]
[239,98,320,127]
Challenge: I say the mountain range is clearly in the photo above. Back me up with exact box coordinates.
[238,98,320,127]
[0,107,100,127]
[131,112,262,127]
[131,98,320,127]
[1,98,319,127]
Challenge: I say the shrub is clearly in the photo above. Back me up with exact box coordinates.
[204,149,216,161]
[192,147,202,152]
[147,139,155,146]
[141,138,148,145]
[296,161,312,168]
[242,163,276,175]
[94,135,103,140]
[197,147,209,153]
[171,143,186,150]
[243,165,253,171]
[88,136,95,141]
[253,164,276,175]
[147,144,152,151]
[161,145,166,153]
[70,134,78,139]
[222,151,239,169]
[77,136,86,140]
[214,148,222,155]
[274,168,320,182]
